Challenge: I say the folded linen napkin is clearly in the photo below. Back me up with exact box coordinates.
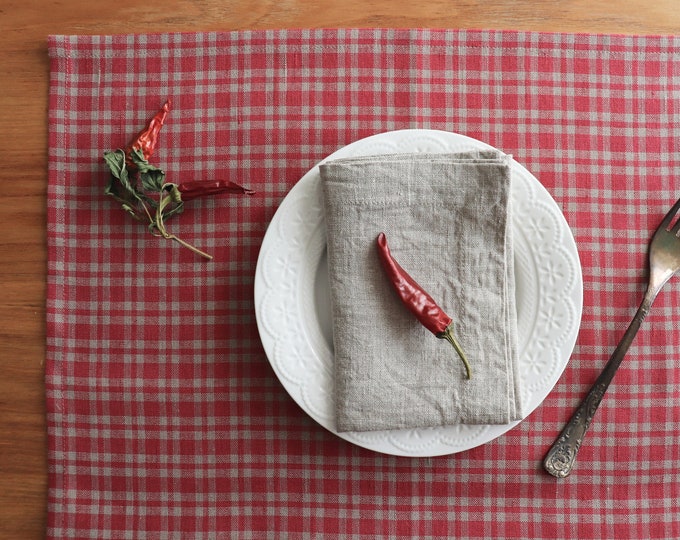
[320,150,523,432]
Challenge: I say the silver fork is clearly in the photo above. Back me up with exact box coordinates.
[543,197,680,478]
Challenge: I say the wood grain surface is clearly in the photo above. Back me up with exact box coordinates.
[3,1,680,537]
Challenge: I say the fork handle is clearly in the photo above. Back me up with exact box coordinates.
[543,290,656,478]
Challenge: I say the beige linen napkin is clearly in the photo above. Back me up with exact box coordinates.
[320,150,523,432]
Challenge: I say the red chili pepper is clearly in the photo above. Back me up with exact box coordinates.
[175,180,255,201]
[105,99,256,261]
[125,99,171,169]
[376,232,471,379]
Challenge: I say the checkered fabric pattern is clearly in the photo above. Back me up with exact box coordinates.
[47,29,680,539]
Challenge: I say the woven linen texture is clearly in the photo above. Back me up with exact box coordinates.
[321,152,520,431]
[48,29,680,539]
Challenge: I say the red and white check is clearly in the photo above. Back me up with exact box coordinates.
[47,29,680,538]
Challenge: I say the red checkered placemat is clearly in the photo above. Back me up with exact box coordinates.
[47,29,680,538]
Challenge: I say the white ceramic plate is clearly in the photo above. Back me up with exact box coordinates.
[254,130,582,457]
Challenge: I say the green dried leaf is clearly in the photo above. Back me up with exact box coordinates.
[104,149,154,222]
[104,149,138,198]
[140,168,166,193]
[128,147,166,193]
[103,149,127,179]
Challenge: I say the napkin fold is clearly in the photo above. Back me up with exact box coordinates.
[320,150,522,432]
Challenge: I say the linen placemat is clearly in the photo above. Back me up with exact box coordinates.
[321,151,521,432]
[48,29,680,539]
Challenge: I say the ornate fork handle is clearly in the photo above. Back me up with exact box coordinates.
[543,288,657,478]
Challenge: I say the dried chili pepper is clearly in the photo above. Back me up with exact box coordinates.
[125,99,171,170]
[172,180,255,201]
[103,100,254,260]
[376,232,471,379]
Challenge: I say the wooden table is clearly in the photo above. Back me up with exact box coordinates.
[3,1,680,536]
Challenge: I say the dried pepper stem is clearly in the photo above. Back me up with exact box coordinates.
[154,191,213,260]
[439,325,472,380]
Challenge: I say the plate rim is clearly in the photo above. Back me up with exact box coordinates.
[254,128,583,456]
